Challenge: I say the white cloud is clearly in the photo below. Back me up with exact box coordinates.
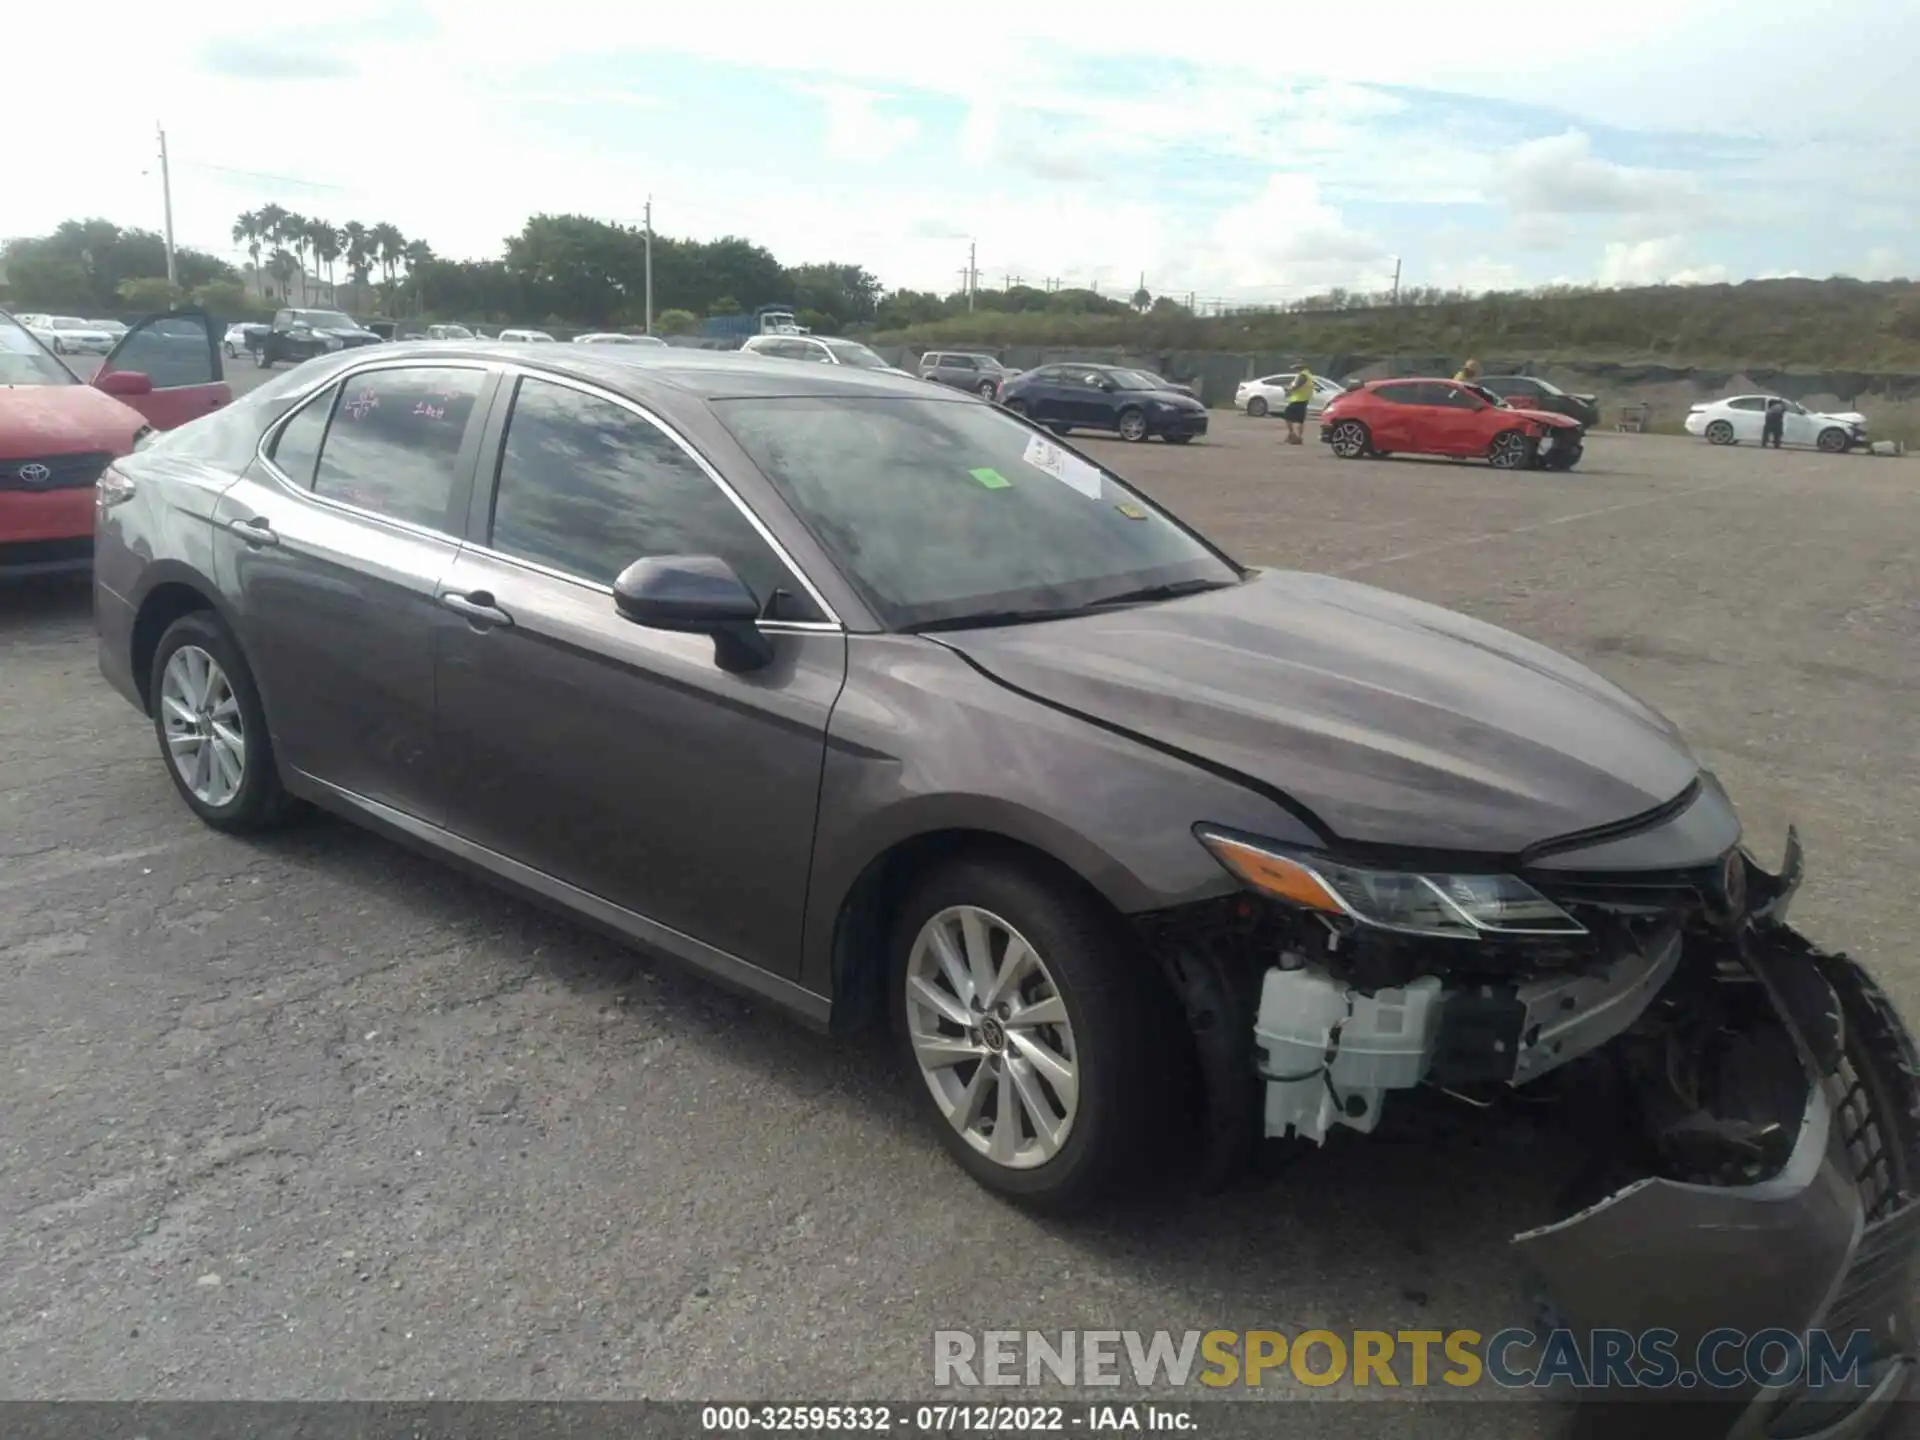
[1205,175,1388,293]
[804,86,920,165]
[1860,247,1908,281]
[1497,132,1711,221]
[1597,237,1729,287]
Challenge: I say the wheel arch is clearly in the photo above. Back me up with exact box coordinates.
[822,817,1143,1038]
[128,566,236,714]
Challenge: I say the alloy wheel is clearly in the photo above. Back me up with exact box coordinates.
[1488,431,1532,469]
[160,645,247,808]
[1706,420,1734,445]
[905,905,1079,1170]
[1117,409,1148,442]
[1818,428,1849,453]
[1329,420,1369,458]
[1247,396,1268,418]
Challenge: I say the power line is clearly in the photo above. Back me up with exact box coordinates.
[174,159,351,192]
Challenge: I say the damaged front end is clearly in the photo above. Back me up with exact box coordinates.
[1143,810,1920,1435]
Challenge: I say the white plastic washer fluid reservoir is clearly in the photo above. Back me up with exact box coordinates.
[1253,969,1446,1142]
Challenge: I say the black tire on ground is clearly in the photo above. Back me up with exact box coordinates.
[1705,420,1735,445]
[1165,434,1194,444]
[977,380,998,397]
[891,856,1163,1214]
[1817,427,1850,453]
[1004,399,1027,415]
[148,611,303,833]
[1546,446,1583,471]
[1488,429,1533,470]
[256,348,273,368]
[1049,424,1072,437]
[1246,396,1269,418]
[1116,407,1149,442]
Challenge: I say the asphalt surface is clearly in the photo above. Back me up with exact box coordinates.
[2,415,1917,1428]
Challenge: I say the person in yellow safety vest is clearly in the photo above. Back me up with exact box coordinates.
[1453,357,1481,383]
[1282,362,1315,444]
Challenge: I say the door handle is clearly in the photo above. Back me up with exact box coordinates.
[440,590,513,628]
[225,516,279,547]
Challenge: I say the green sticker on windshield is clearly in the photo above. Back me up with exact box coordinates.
[969,467,1012,489]
[1115,502,1149,520]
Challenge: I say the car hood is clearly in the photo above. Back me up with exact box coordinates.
[1815,410,1867,425]
[1506,406,1583,428]
[1138,389,1205,409]
[0,384,144,459]
[937,569,1700,855]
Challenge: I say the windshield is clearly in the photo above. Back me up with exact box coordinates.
[0,315,78,386]
[714,396,1240,630]
[294,311,356,329]
[824,340,890,370]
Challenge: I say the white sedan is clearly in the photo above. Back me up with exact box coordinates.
[575,332,667,346]
[497,328,559,343]
[1685,395,1868,452]
[1235,371,1347,418]
[41,315,118,355]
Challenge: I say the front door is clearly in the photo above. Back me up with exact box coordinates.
[1782,403,1821,447]
[92,308,231,430]
[433,372,847,978]
[1428,382,1493,454]
[212,362,497,822]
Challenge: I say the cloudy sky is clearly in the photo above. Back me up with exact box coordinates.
[14,0,1917,304]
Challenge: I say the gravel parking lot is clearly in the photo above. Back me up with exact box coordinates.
[2,415,1915,1426]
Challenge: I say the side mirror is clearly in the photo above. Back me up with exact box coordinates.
[96,370,154,397]
[612,554,773,673]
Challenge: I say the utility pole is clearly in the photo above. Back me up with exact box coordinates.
[156,123,178,294]
[1390,255,1402,306]
[967,240,977,311]
[643,197,654,334]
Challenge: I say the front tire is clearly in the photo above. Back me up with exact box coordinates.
[53,338,67,355]
[1488,429,1534,470]
[149,612,300,833]
[1116,407,1148,442]
[1165,434,1194,444]
[1817,427,1850,453]
[977,380,998,398]
[1328,419,1370,459]
[893,857,1158,1213]
[1246,396,1269,418]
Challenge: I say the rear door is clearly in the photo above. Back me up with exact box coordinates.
[91,308,231,430]
[1725,396,1767,443]
[1365,382,1423,449]
[212,360,498,822]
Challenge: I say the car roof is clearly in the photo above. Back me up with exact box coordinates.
[330,341,946,406]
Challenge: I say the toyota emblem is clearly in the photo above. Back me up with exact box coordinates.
[16,462,51,485]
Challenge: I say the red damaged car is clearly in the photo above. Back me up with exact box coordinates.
[1320,377,1586,471]
[1,307,230,579]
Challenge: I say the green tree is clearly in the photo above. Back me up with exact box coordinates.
[3,249,92,308]
[117,276,182,310]
[191,279,248,318]
[232,210,264,297]
[308,219,341,292]
[656,308,699,335]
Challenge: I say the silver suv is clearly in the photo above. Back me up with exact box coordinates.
[918,351,1011,397]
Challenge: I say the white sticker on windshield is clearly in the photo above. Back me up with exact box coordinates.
[1022,434,1104,499]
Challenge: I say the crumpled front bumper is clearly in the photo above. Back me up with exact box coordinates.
[1512,917,1920,1436]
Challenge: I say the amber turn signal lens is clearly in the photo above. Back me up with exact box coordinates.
[1198,834,1347,915]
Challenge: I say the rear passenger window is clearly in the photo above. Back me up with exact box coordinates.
[488,376,816,617]
[311,367,483,529]
[268,382,337,488]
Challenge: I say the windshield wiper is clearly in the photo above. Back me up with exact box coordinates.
[1083,577,1236,608]
[905,579,1235,634]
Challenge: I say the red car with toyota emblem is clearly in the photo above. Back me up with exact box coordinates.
[1,306,230,579]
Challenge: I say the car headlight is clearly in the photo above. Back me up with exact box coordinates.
[1196,828,1586,938]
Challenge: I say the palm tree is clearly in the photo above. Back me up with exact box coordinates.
[402,239,434,315]
[281,212,310,303]
[267,248,297,303]
[368,222,406,308]
[231,210,264,301]
[256,204,290,299]
[308,219,341,301]
[341,221,372,287]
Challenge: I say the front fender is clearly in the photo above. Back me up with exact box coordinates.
[797,635,1314,997]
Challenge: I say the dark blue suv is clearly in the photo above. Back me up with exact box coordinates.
[997,363,1209,444]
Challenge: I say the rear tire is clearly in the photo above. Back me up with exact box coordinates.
[977,379,998,398]
[1705,420,1734,445]
[1246,396,1269,418]
[892,856,1161,1214]
[149,612,302,833]
[1004,399,1027,416]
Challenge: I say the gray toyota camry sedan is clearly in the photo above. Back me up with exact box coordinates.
[94,345,1919,1432]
